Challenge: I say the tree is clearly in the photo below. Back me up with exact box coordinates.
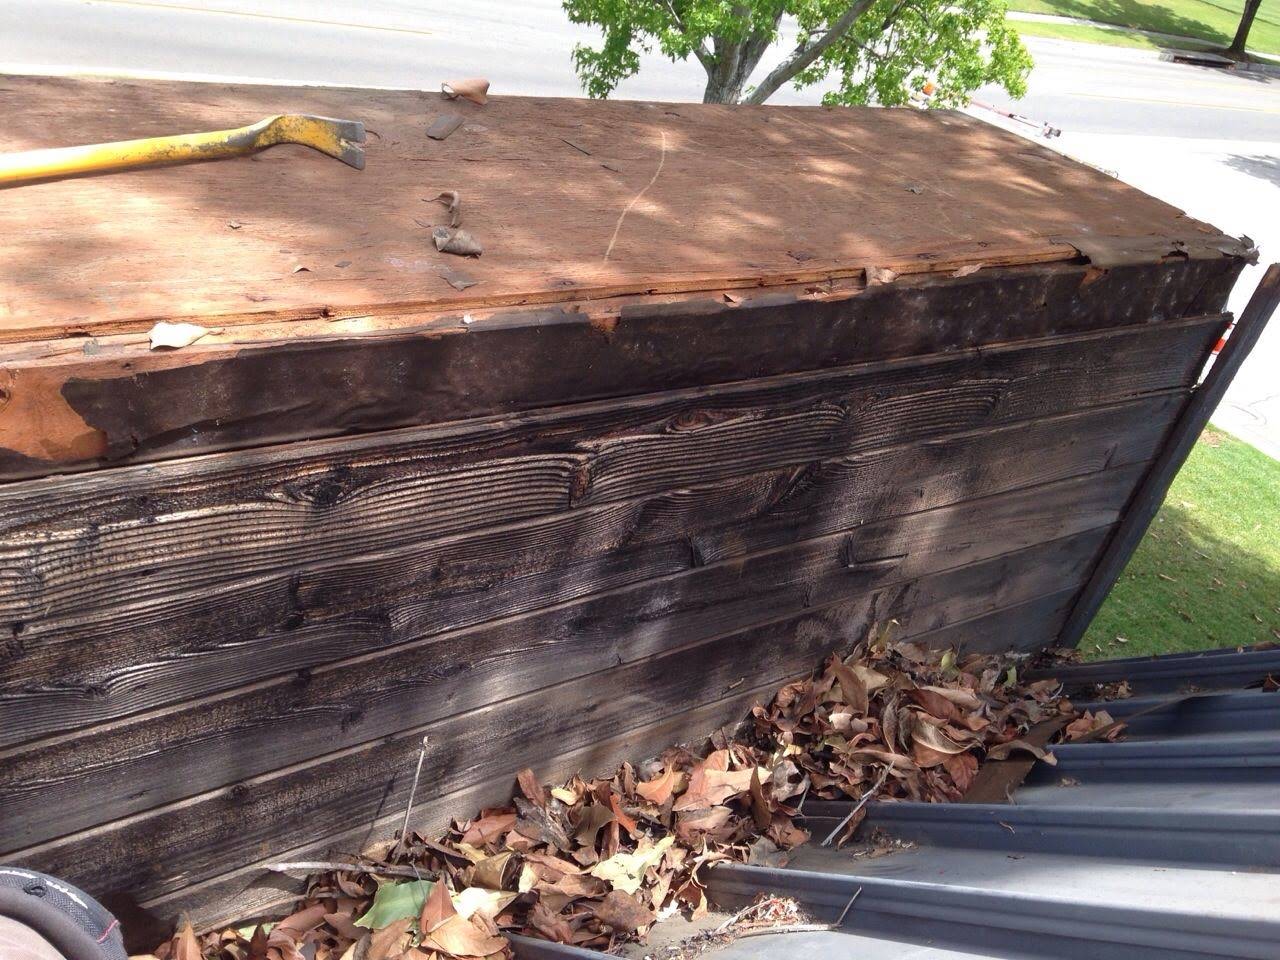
[562,0,1032,107]
[1228,0,1262,57]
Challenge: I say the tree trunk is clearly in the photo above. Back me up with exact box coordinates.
[1228,0,1261,56]
[700,9,784,103]
[702,54,748,103]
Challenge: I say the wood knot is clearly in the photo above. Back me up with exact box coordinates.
[569,463,592,503]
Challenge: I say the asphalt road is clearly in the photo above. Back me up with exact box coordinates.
[2,0,1277,453]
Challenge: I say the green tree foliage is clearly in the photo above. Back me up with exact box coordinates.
[563,0,1032,106]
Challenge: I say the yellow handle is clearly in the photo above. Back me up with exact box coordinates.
[0,115,365,187]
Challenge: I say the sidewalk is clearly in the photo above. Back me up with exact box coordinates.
[1008,10,1280,75]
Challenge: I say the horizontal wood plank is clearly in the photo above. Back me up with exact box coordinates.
[5,318,1212,619]
[138,674,792,934]
[5,519,1115,900]
[908,588,1080,654]
[0,510,1114,848]
[0,397,1177,746]
[0,267,1235,479]
[3,316,1220,631]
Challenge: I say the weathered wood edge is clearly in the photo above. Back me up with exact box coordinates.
[1057,264,1280,647]
[0,258,1241,480]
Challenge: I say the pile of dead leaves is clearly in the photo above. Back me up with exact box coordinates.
[154,636,1116,960]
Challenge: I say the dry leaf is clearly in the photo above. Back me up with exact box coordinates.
[419,878,456,934]
[365,918,412,960]
[172,919,201,960]
[433,226,482,257]
[550,786,579,805]
[748,767,771,830]
[608,793,638,835]
[514,797,572,848]
[529,901,574,943]
[674,806,732,843]
[672,766,756,811]
[462,811,516,846]
[442,78,490,105]
[952,263,983,278]
[987,739,1057,764]
[454,887,518,922]
[635,766,677,805]
[516,769,546,808]
[591,891,655,934]
[422,914,506,958]
[590,836,673,894]
[573,803,615,845]
[323,910,364,941]
[471,851,516,890]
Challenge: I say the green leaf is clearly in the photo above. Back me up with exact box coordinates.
[354,879,434,929]
[939,650,957,676]
[562,0,1031,106]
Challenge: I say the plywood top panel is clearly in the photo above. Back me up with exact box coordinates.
[0,73,1223,343]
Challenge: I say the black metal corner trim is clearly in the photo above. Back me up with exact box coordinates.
[1057,263,1280,649]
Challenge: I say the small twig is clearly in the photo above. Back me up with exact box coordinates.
[833,888,862,926]
[821,765,890,847]
[794,780,811,815]
[265,862,427,879]
[397,736,431,856]
[712,901,761,934]
[734,924,837,939]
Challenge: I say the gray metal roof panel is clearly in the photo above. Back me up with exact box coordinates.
[513,650,1280,960]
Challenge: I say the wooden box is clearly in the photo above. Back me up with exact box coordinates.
[0,74,1257,926]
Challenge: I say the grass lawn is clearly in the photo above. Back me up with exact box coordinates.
[1082,428,1280,661]
[1008,0,1280,56]
[1014,19,1197,50]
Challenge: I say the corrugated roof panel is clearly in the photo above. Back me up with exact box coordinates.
[513,648,1280,960]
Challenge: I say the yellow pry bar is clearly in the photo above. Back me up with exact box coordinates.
[0,114,366,187]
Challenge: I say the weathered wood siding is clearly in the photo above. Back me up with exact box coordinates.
[0,258,1238,927]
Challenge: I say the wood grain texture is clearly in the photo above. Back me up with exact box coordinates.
[0,316,1219,631]
[0,74,1235,343]
[0,389,1185,747]
[5,519,1116,898]
[0,508,1115,849]
[908,588,1080,654]
[137,675,793,934]
[0,259,1238,479]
